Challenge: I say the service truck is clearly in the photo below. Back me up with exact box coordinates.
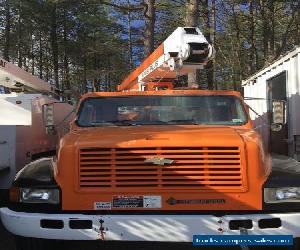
[0,58,73,205]
[1,27,300,250]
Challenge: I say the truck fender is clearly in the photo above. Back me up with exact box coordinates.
[13,158,57,188]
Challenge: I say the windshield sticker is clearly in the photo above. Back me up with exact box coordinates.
[113,196,143,208]
[112,195,162,208]
[94,201,112,210]
[143,196,161,208]
[232,119,242,123]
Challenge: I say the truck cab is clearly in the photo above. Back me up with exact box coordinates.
[2,25,300,249]
[2,89,300,249]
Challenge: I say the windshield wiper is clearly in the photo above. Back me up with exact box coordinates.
[89,121,118,126]
[90,120,138,126]
[165,119,200,125]
[111,120,139,126]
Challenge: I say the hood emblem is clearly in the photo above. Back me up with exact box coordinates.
[144,157,175,166]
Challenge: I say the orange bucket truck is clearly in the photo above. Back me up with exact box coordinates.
[1,28,299,249]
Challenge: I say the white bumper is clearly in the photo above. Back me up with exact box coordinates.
[1,207,300,241]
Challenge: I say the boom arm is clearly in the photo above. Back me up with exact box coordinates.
[118,27,214,91]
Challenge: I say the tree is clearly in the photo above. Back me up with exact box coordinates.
[3,0,11,61]
[185,0,199,87]
[143,0,155,57]
[1,0,300,96]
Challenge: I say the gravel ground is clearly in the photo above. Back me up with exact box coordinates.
[0,220,15,250]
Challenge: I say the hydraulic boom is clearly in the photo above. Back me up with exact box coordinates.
[118,27,214,91]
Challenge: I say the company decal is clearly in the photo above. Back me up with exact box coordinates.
[94,201,112,210]
[113,195,161,208]
[167,197,225,205]
[138,55,164,82]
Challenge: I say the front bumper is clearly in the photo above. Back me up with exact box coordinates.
[1,207,300,241]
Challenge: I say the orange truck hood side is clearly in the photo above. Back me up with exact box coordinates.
[55,125,269,211]
[70,126,244,148]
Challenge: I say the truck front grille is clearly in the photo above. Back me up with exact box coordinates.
[78,147,244,190]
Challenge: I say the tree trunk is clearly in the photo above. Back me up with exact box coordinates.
[297,5,300,45]
[259,0,269,62]
[206,0,216,90]
[231,2,243,90]
[143,0,155,57]
[39,30,43,79]
[45,44,50,82]
[185,0,199,87]
[31,39,35,75]
[185,0,199,27]
[4,0,11,61]
[268,0,275,58]
[127,0,133,70]
[17,0,22,67]
[83,53,87,93]
[50,2,59,91]
[63,7,70,99]
[249,0,256,74]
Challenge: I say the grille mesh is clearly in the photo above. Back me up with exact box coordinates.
[79,147,243,189]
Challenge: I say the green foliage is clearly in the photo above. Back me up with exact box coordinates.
[0,0,129,96]
[0,0,299,96]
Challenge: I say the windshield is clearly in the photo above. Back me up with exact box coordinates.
[77,95,248,126]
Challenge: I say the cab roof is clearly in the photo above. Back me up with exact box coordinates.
[80,90,242,99]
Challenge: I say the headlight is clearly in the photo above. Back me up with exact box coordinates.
[19,188,60,204]
[264,187,300,203]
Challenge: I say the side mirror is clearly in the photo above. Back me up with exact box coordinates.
[270,100,286,132]
[271,100,286,124]
[42,103,56,135]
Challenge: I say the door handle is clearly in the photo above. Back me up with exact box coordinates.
[0,140,7,144]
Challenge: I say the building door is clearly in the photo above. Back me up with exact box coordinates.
[267,71,289,155]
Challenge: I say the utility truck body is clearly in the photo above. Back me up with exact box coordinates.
[3,89,300,246]
[2,28,300,249]
[0,94,73,204]
[0,58,73,204]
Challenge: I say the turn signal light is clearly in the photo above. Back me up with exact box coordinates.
[9,187,20,202]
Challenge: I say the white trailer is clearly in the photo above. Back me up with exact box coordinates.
[242,47,300,160]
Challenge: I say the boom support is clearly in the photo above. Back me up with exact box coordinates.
[118,27,214,91]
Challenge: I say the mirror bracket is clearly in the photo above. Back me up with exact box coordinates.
[270,123,283,132]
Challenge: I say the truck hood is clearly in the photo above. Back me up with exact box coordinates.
[58,125,267,211]
[68,126,245,148]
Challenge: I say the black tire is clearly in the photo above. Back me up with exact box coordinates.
[14,236,56,250]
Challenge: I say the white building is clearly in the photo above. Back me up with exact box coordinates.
[243,47,300,160]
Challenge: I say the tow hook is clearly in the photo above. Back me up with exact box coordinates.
[239,227,250,250]
[98,219,106,240]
